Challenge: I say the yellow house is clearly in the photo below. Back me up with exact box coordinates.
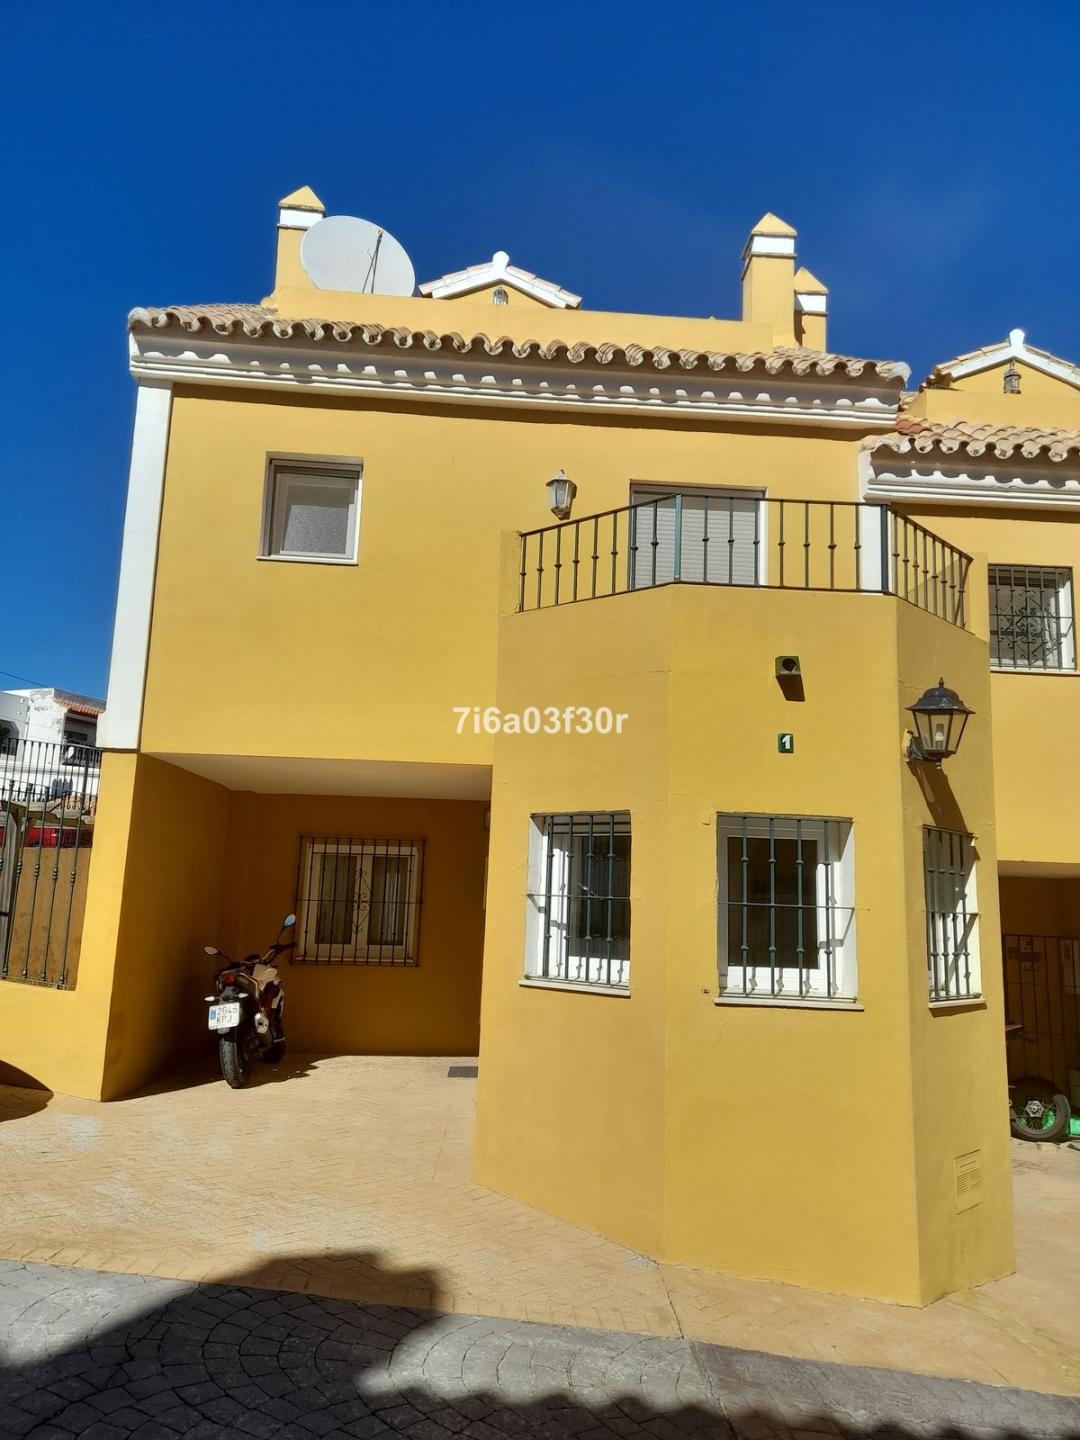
[7,185,1080,1306]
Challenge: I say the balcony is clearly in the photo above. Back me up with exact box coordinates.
[518,496,970,628]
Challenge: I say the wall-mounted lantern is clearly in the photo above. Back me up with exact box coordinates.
[1003,361,1021,395]
[546,469,577,520]
[907,679,973,766]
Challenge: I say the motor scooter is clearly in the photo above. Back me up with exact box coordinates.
[204,915,294,1088]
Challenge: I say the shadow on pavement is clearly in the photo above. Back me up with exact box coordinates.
[117,1050,326,1101]
[0,1251,1077,1440]
[0,1074,52,1124]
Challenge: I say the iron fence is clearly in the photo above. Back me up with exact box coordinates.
[1003,934,1080,1097]
[0,738,100,989]
[518,496,969,627]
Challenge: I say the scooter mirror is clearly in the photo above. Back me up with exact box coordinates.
[283,914,296,928]
[204,945,219,956]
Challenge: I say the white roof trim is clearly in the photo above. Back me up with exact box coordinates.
[419,251,582,309]
[933,329,1080,390]
[861,447,1080,510]
[129,330,900,430]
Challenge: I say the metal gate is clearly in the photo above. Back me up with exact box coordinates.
[1002,932,1080,1105]
[0,738,99,990]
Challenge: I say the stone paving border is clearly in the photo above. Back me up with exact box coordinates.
[0,1263,1077,1440]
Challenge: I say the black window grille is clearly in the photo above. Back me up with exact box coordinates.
[988,565,1075,671]
[294,837,424,966]
[718,815,856,1001]
[526,812,631,988]
[924,828,979,1001]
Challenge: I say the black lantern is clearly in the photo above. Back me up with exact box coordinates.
[546,469,576,520]
[907,679,973,765]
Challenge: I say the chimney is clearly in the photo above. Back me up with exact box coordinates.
[741,213,797,344]
[794,267,828,350]
[272,185,325,294]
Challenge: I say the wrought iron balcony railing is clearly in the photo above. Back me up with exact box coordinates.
[518,496,969,627]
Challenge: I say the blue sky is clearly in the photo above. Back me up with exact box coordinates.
[4,1,1080,698]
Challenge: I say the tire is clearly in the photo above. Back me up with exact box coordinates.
[1010,1076,1071,1142]
[219,1031,254,1089]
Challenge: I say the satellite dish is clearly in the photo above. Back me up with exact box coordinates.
[301,215,415,296]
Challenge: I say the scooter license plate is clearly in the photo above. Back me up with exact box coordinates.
[208,1003,241,1031]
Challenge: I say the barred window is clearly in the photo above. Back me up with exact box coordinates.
[924,828,980,1001]
[988,565,1075,671]
[526,813,631,989]
[295,837,423,965]
[717,815,856,1001]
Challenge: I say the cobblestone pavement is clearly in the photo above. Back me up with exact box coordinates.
[1,1262,1078,1440]
[2,1261,1080,1440]
[2,1059,1079,1395]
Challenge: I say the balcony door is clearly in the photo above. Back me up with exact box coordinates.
[629,486,763,589]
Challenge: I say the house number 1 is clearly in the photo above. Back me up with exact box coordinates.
[777,733,794,754]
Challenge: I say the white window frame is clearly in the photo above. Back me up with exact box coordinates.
[988,564,1076,672]
[525,812,631,991]
[297,838,422,964]
[628,484,768,589]
[924,828,981,1002]
[261,460,362,564]
[717,814,857,1002]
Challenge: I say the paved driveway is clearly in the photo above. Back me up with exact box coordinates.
[1,1055,1078,1398]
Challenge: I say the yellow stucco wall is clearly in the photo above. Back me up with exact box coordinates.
[475,576,1012,1304]
[269,282,774,355]
[1000,876,1080,935]
[141,386,870,765]
[100,754,232,1099]
[916,365,1080,430]
[897,507,1080,865]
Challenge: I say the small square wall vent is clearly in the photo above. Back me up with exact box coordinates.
[954,1150,984,1213]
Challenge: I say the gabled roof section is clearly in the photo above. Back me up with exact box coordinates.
[418,251,582,309]
[926,330,1080,391]
[866,416,1080,465]
[128,304,907,381]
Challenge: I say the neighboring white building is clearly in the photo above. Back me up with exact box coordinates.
[0,689,104,809]
[0,688,103,752]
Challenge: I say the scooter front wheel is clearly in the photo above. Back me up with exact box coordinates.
[219,1032,254,1088]
[1010,1076,1071,1142]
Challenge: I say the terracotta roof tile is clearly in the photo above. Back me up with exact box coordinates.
[128,304,909,384]
[866,416,1080,463]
